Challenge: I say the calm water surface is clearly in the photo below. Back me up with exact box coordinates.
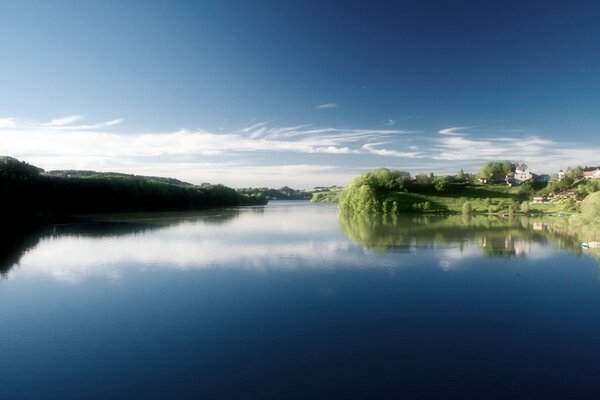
[2,201,600,399]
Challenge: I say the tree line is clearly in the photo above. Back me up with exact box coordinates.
[0,157,266,225]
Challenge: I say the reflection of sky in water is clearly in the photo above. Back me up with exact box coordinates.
[6,202,565,284]
[5,203,600,400]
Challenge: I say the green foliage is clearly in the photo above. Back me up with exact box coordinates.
[433,176,450,192]
[0,156,44,180]
[48,169,192,187]
[310,190,340,203]
[566,166,583,181]
[581,179,600,195]
[413,174,431,184]
[507,205,514,216]
[571,192,600,242]
[238,186,311,200]
[462,201,472,215]
[412,201,431,212]
[580,192,600,220]
[339,168,410,214]
[478,161,514,180]
[0,158,267,221]
[340,165,587,216]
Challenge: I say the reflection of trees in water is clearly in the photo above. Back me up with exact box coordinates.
[0,209,246,277]
[0,227,46,277]
[339,213,588,258]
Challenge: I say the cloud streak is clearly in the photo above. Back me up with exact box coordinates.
[315,103,338,109]
[438,127,468,136]
[45,115,86,126]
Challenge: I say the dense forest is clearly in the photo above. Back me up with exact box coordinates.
[0,157,266,225]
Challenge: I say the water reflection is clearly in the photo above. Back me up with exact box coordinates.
[1,203,364,283]
[4,203,600,284]
[339,213,596,259]
[0,208,246,278]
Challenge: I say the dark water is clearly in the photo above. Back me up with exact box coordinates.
[2,201,600,399]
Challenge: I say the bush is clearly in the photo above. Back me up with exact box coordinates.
[339,168,410,214]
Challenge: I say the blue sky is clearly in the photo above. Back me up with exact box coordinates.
[2,0,600,187]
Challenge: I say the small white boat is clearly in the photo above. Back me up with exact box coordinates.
[582,242,600,249]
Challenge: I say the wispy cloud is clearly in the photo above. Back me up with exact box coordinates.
[438,127,468,136]
[315,103,338,109]
[0,116,417,187]
[45,115,85,126]
[2,115,600,186]
[382,119,396,126]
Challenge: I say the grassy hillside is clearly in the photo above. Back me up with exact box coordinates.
[338,168,575,215]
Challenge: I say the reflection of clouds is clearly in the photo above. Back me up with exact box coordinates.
[436,240,555,272]
[14,235,371,283]
[8,203,353,284]
[10,232,560,284]
[5,204,568,284]
[436,244,481,271]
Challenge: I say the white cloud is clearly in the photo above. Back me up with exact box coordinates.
[45,115,85,126]
[361,142,423,158]
[438,126,468,136]
[0,118,16,128]
[2,115,600,187]
[315,103,338,109]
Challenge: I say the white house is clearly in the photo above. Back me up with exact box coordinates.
[506,162,532,185]
[514,162,532,182]
[583,167,600,179]
[558,169,565,180]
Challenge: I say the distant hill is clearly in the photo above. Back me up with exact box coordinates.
[47,170,194,187]
[0,156,44,179]
[0,157,266,225]
[237,186,312,200]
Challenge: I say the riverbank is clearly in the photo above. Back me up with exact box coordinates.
[338,168,580,215]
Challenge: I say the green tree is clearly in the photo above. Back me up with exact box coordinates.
[478,161,514,180]
[433,176,450,192]
[462,201,472,215]
[339,168,411,214]
[520,201,530,214]
[414,174,431,184]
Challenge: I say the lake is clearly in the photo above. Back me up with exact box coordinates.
[2,201,600,399]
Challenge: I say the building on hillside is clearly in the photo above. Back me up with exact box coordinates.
[583,167,600,179]
[505,162,532,185]
[514,162,532,182]
[555,190,579,200]
[532,196,548,203]
[558,169,565,180]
